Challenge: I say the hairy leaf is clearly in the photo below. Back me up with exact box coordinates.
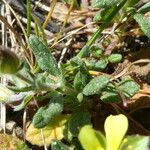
[33,94,63,128]
[100,84,121,103]
[108,54,122,63]
[92,0,119,8]
[134,13,150,38]
[119,79,140,98]
[74,71,90,91]
[28,35,60,76]
[83,75,109,96]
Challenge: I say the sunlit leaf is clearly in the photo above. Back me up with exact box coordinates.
[134,13,150,38]
[28,35,60,76]
[119,78,140,98]
[92,0,119,8]
[83,75,110,96]
[108,54,122,63]
[104,114,128,150]
[26,115,70,147]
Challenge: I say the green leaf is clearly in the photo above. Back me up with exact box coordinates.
[104,114,128,150]
[119,79,140,98]
[28,35,60,76]
[74,71,90,91]
[51,140,69,150]
[95,59,108,70]
[78,125,106,150]
[120,135,150,150]
[134,13,150,38]
[138,2,150,14]
[77,45,90,58]
[32,94,63,128]
[0,134,30,150]
[108,54,122,63]
[68,109,91,137]
[92,0,119,8]
[83,75,110,96]
[100,84,121,103]
[91,46,103,57]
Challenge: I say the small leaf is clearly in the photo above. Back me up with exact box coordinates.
[138,2,150,14]
[0,134,30,150]
[119,79,140,98]
[74,71,90,91]
[77,45,90,58]
[120,135,150,150]
[108,54,122,63]
[78,125,106,150]
[134,13,150,38]
[28,35,60,76]
[92,0,119,8]
[104,114,128,150]
[51,140,69,150]
[68,109,91,136]
[32,94,63,128]
[91,46,103,57]
[26,115,69,147]
[95,59,108,70]
[83,75,110,96]
[100,84,121,103]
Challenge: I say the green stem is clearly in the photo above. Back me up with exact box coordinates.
[78,0,127,58]
[87,0,127,47]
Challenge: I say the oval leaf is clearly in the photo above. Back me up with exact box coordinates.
[83,75,110,96]
[28,35,60,76]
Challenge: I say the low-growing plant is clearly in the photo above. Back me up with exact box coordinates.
[0,0,150,149]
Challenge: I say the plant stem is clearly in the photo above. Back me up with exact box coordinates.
[78,0,128,58]
[87,0,127,47]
